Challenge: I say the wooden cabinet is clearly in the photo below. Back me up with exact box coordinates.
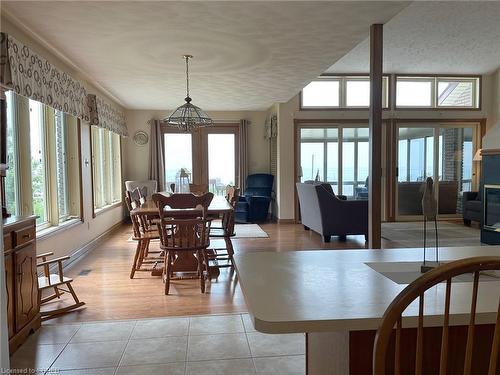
[3,216,40,354]
[5,252,14,338]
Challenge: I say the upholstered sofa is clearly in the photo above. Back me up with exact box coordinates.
[296,182,368,242]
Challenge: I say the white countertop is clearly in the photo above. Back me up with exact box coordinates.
[234,246,500,334]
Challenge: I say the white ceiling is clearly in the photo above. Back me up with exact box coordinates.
[1,1,409,111]
[327,1,500,75]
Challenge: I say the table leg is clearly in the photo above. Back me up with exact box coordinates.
[306,332,349,375]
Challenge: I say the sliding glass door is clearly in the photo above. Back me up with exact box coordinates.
[297,124,368,198]
[396,123,477,219]
[163,125,239,195]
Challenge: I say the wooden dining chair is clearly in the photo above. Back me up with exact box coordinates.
[208,186,240,270]
[126,196,162,278]
[37,252,85,320]
[373,256,500,375]
[157,218,212,294]
[189,183,209,195]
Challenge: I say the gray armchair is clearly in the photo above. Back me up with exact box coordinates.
[296,182,368,242]
[463,191,482,225]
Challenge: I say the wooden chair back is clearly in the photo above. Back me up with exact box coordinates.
[225,186,240,208]
[373,256,500,375]
[125,195,146,238]
[152,192,214,220]
[159,218,211,251]
[189,183,209,195]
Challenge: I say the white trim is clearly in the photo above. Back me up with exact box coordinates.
[0,219,9,370]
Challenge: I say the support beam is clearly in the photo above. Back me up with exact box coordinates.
[369,24,383,249]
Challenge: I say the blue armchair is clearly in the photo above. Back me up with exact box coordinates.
[235,174,274,223]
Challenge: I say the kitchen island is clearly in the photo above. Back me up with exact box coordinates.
[234,246,500,374]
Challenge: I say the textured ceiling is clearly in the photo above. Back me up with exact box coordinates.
[327,1,500,75]
[1,1,408,110]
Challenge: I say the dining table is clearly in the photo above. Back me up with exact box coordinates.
[130,193,234,276]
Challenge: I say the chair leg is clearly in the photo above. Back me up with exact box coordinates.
[197,250,205,293]
[303,225,310,231]
[224,236,234,266]
[130,241,142,279]
[463,218,471,226]
[338,235,347,242]
[323,235,331,243]
[66,282,81,304]
[164,251,172,295]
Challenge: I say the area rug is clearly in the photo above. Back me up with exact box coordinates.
[128,223,268,242]
[382,221,481,248]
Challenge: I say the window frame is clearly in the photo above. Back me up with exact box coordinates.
[299,74,390,110]
[4,93,83,231]
[90,125,123,217]
[394,75,481,110]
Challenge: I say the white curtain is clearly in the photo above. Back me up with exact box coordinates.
[148,120,165,191]
[0,213,9,370]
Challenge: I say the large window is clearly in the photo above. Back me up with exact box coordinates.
[298,125,368,197]
[395,76,480,109]
[29,100,48,225]
[5,92,82,229]
[91,126,122,212]
[5,91,18,216]
[301,76,389,109]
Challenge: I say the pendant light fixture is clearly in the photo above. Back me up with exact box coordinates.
[164,55,213,132]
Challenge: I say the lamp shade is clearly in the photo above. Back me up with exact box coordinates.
[473,149,482,162]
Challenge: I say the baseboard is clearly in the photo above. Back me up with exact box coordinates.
[45,220,126,274]
[277,218,296,224]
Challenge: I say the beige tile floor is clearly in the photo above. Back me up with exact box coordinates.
[10,314,305,375]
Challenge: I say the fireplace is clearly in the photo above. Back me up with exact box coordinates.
[484,185,500,232]
[481,150,500,244]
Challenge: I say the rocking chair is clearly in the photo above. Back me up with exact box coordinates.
[37,252,85,320]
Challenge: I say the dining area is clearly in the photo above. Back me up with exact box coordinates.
[124,179,240,295]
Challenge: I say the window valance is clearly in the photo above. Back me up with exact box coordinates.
[0,32,88,120]
[87,94,128,137]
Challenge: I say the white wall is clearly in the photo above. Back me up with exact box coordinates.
[483,68,500,149]
[275,74,495,220]
[1,16,126,260]
[124,109,270,182]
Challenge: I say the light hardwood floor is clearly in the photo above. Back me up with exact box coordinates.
[46,222,374,323]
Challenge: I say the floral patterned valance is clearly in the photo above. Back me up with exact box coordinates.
[0,32,88,120]
[87,94,128,137]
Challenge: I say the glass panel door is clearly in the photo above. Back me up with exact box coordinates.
[207,133,236,196]
[164,133,193,191]
[438,127,474,215]
[397,127,435,217]
[396,124,476,219]
[342,128,369,199]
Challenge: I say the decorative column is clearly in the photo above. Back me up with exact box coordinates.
[369,24,383,249]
